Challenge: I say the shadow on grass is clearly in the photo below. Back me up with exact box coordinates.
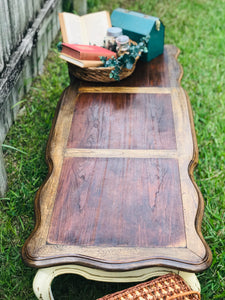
[52,274,142,299]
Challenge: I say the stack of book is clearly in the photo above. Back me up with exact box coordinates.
[59,43,116,68]
[58,11,116,68]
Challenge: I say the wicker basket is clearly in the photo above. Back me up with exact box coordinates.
[68,56,139,82]
[97,273,201,300]
[68,40,139,82]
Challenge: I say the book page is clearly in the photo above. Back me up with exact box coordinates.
[82,11,111,46]
[59,12,89,44]
[59,54,103,68]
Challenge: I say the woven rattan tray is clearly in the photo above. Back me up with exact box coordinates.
[97,274,201,300]
[68,56,139,82]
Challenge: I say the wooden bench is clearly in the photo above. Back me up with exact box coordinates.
[22,45,212,299]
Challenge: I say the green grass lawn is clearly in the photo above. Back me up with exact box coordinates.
[1,0,224,299]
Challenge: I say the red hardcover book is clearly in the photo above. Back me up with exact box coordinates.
[61,43,116,61]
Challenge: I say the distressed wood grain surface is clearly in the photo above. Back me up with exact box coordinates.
[22,45,212,272]
[67,93,176,150]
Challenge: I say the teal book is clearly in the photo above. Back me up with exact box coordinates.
[111,8,165,62]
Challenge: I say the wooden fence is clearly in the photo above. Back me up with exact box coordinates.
[0,0,63,195]
[0,0,46,73]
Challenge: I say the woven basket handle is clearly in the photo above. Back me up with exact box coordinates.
[168,290,201,299]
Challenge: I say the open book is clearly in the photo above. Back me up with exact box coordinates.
[58,11,111,47]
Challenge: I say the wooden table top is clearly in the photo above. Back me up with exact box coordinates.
[22,45,212,272]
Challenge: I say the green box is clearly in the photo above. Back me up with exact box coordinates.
[111,8,165,62]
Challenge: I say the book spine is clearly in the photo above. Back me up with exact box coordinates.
[62,47,115,61]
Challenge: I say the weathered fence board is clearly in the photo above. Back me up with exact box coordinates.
[25,0,34,24]
[0,28,5,73]
[0,0,12,70]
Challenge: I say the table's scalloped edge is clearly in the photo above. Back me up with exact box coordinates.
[166,45,212,271]
[23,244,211,272]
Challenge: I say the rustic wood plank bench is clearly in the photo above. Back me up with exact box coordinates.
[22,45,212,299]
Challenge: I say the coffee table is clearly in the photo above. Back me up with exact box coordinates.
[22,45,212,299]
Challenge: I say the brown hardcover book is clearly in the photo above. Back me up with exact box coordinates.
[61,43,116,61]
[58,11,111,47]
[59,53,104,68]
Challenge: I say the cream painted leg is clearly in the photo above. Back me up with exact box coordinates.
[33,265,201,300]
[33,267,55,300]
[178,271,201,292]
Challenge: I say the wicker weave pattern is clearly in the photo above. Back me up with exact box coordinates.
[68,57,139,82]
[97,274,200,300]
